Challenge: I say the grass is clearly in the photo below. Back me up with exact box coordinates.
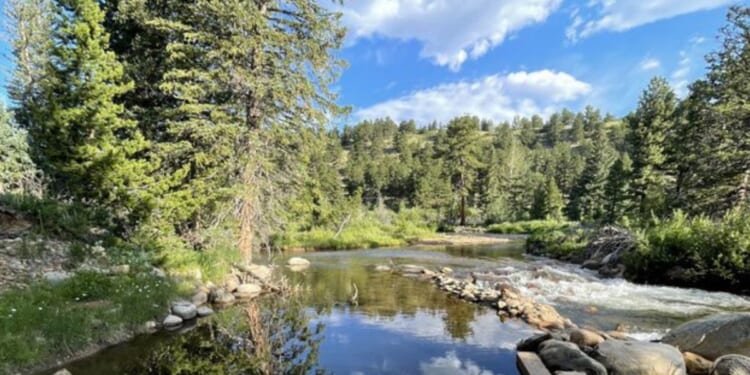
[275,208,436,250]
[0,272,177,373]
[525,227,590,261]
[486,220,577,235]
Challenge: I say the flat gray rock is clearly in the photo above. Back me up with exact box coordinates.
[591,339,686,375]
[663,313,750,360]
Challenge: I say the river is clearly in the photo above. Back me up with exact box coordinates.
[46,239,750,374]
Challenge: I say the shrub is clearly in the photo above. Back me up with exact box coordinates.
[487,220,577,235]
[526,228,589,261]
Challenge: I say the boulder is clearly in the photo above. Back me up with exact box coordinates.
[211,289,236,307]
[516,332,552,352]
[223,274,241,292]
[44,271,71,285]
[538,340,607,375]
[191,291,208,306]
[570,328,605,348]
[710,355,750,375]
[287,257,311,267]
[684,352,712,375]
[246,264,272,281]
[663,313,750,360]
[171,301,197,320]
[163,314,183,327]
[440,267,453,274]
[234,283,262,299]
[196,306,214,317]
[591,339,686,375]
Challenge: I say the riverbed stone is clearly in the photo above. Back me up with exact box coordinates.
[374,265,391,272]
[171,301,197,320]
[538,340,607,375]
[246,264,272,281]
[223,274,241,292]
[53,369,72,375]
[163,314,183,327]
[192,291,208,306]
[44,271,71,285]
[234,283,262,299]
[663,313,750,360]
[287,257,311,267]
[517,332,552,352]
[197,306,214,317]
[710,355,750,375]
[684,352,713,375]
[570,328,605,348]
[211,289,236,307]
[591,339,686,375]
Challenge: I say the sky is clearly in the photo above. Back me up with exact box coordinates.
[0,0,738,125]
[330,0,738,125]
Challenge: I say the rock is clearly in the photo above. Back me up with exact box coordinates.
[517,332,552,352]
[374,265,391,272]
[151,267,167,278]
[197,306,214,317]
[591,339,686,375]
[538,340,607,375]
[171,301,197,320]
[53,369,72,375]
[246,264,272,281]
[234,283,262,299]
[570,328,605,348]
[663,313,750,360]
[111,264,130,275]
[44,271,71,285]
[399,264,423,274]
[211,289,236,307]
[684,352,713,375]
[288,264,309,272]
[287,257,311,267]
[138,320,158,334]
[163,314,183,327]
[192,291,208,306]
[440,267,453,274]
[710,355,750,375]
[224,274,241,292]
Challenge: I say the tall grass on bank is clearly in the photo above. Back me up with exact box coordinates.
[274,208,436,250]
[487,220,577,235]
[624,210,750,292]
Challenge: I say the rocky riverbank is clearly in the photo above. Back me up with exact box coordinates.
[388,263,750,375]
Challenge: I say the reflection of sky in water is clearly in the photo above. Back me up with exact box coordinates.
[311,308,530,375]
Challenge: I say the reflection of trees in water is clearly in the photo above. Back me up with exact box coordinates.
[131,298,326,375]
[292,263,479,340]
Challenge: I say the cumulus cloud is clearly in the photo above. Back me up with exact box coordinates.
[335,0,563,71]
[671,51,692,96]
[420,352,495,375]
[567,0,732,40]
[354,70,591,124]
[640,58,661,71]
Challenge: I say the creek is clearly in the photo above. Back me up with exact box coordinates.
[47,239,750,374]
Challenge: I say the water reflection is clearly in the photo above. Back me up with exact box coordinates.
[420,351,497,375]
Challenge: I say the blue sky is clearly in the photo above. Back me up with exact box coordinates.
[0,0,737,125]
[331,0,737,125]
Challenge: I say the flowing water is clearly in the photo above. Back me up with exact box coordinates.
[44,239,750,374]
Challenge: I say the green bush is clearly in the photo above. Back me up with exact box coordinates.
[623,210,750,292]
[526,228,589,261]
[487,220,577,235]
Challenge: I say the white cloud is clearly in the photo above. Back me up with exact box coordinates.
[671,51,692,96]
[420,352,495,375]
[335,0,563,71]
[354,70,591,124]
[568,0,732,40]
[640,57,661,71]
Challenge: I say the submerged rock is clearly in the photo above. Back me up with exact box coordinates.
[710,355,750,375]
[663,313,750,360]
[287,257,311,267]
[591,339,686,375]
[537,340,607,375]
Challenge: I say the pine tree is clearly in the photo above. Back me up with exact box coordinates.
[627,77,677,220]
[0,102,40,194]
[30,0,151,220]
[443,116,483,225]
[532,177,565,220]
[568,125,614,221]
[603,153,633,223]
